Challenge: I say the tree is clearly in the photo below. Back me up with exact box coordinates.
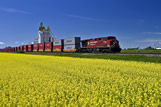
[127,47,139,50]
[144,46,155,50]
[5,46,11,48]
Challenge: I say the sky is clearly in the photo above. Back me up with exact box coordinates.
[0,0,161,49]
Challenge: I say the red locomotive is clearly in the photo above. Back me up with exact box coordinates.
[79,36,121,53]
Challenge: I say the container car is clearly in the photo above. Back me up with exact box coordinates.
[33,44,39,52]
[28,44,33,52]
[24,45,28,52]
[7,48,10,52]
[64,37,80,45]
[16,47,18,51]
[11,47,15,52]
[17,46,20,51]
[64,44,80,52]
[53,40,64,52]
[14,47,16,52]
[38,43,45,52]
[53,46,63,52]
[63,37,80,52]
[45,42,53,52]
[20,46,24,51]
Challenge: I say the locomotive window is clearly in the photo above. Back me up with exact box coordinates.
[98,38,102,40]
[104,38,108,41]
[108,37,116,40]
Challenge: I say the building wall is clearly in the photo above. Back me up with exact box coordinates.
[38,31,51,43]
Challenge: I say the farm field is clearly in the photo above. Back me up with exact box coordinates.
[24,52,161,63]
[121,49,161,54]
[0,53,160,106]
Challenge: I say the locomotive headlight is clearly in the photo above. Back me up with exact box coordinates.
[107,45,110,47]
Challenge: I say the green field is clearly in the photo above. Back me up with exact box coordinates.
[23,52,161,63]
[1,51,161,63]
[121,49,161,53]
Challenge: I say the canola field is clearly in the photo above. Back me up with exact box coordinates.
[0,53,160,106]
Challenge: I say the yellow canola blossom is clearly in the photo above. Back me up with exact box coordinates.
[0,53,160,106]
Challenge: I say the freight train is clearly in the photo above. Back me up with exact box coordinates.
[0,36,121,53]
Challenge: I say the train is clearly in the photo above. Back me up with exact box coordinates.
[0,36,121,53]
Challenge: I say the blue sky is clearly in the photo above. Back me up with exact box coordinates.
[0,0,161,49]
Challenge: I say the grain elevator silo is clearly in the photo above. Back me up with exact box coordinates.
[38,22,55,43]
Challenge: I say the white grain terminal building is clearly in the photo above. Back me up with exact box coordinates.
[38,22,55,43]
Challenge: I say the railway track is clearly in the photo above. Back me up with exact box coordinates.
[51,52,161,57]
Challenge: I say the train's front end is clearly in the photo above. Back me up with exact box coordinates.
[107,37,121,53]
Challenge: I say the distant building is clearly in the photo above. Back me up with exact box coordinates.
[38,22,55,43]
[27,41,34,45]
[156,48,161,50]
[34,40,38,44]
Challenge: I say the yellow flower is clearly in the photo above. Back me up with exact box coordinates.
[0,53,160,106]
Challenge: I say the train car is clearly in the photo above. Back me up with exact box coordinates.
[38,43,45,52]
[13,47,15,52]
[28,44,33,52]
[79,36,121,53]
[20,46,24,51]
[53,46,64,52]
[17,47,19,51]
[5,48,8,52]
[14,47,17,52]
[10,47,15,52]
[3,49,5,52]
[63,37,80,52]
[6,47,14,52]
[4,48,8,52]
[14,47,16,52]
[15,47,17,51]
[53,40,64,52]
[7,48,11,52]
[64,45,80,52]
[45,42,53,52]
[24,45,28,52]
[8,48,10,52]
[16,47,20,51]
[33,44,39,52]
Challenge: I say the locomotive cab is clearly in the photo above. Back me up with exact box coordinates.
[103,36,116,47]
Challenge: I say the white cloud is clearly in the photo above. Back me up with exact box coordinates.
[15,41,19,44]
[0,42,5,45]
[137,39,161,43]
[0,8,30,14]
[67,15,97,21]
[143,32,161,35]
